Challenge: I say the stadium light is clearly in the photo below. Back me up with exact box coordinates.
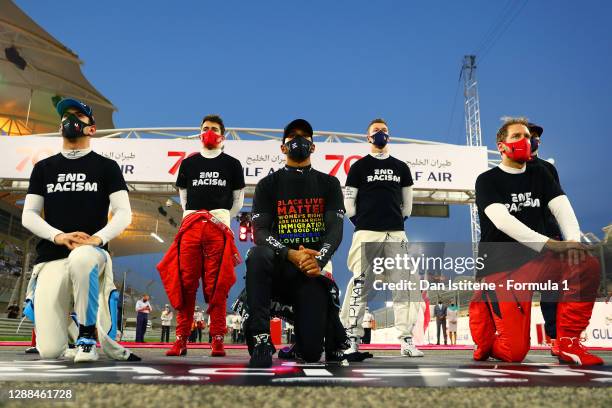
[150,232,164,243]
[239,225,248,242]
[150,219,164,242]
[5,46,27,70]
[51,95,63,108]
[237,212,252,242]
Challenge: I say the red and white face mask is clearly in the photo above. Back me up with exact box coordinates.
[499,137,532,163]
[200,129,224,149]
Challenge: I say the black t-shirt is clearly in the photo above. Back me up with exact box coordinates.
[475,165,564,276]
[346,155,413,232]
[175,153,245,211]
[529,156,559,183]
[527,156,562,238]
[27,152,128,264]
[252,167,344,251]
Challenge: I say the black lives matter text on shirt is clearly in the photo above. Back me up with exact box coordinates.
[346,155,413,232]
[175,153,245,211]
[27,152,128,264]
[252,168,344,251]
[475,165,564,276]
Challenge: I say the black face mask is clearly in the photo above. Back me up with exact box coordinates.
[61,113,90,140]
[370,130,389,148]
[285,136,313,162]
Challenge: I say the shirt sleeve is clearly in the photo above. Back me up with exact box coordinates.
[326,176,345,212]
[345,161,361,188]
[93,190,132,245]
[230,188,245,218]
[179,188,187,211]
[475,172,503,210]
[401,163,414,187]
[541,159,561,184]
[547,195,581,241]
[22,194,63,242]
[484,203,549,252]
[232,159,246,190]
[314,177,345,268]
[252,177,273,215]
[549,165,560,185]
[105,160,128,195]
[27,162,45,196]
[252,177,289,259]
[539,165,564,206]
[175,160,188,189]
[344,186,358,219]
[402,186,413,218]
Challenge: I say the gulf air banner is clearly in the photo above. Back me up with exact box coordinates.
[374,302,612,347]
[0,137,488,190]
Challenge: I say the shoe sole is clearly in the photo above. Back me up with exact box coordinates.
[74,356,99,363]
[165,351,187,356]
[558,356,604,366]
[249,362,272,368]
[249,355,273,368]
[401,352,424,357]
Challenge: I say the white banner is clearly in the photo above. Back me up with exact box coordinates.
[375,302,612,347]
[0,137,488,190]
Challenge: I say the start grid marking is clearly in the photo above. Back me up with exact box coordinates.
[0,352,611,387]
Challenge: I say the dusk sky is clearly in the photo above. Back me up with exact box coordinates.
[15,0,611,306]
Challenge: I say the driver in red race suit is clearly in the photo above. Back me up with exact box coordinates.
[158,114,244,357]
[469,117,602,365]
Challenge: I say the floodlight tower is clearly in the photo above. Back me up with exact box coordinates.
[462,55,483,253]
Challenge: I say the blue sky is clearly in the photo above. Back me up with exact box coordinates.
[15,0,612,306]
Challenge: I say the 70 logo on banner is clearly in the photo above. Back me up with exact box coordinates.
[325,155,362,176]
[167,151,199,175]
[167,152,363,178]
[15,147,55,172]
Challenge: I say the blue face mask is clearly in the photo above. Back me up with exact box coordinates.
[530,137,540,153]
[370,130,389,148]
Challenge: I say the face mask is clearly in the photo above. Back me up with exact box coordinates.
[370,130,389,148]
[200,129,224,149]
[285,136,313,162]
[500,137,532,163]
[530,137,540,154]
[61,113,90,140]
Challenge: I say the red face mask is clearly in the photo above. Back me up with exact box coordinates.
[500,137,532,163]
[200,129,224,149]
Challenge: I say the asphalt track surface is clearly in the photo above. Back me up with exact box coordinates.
[0,347,611,407]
